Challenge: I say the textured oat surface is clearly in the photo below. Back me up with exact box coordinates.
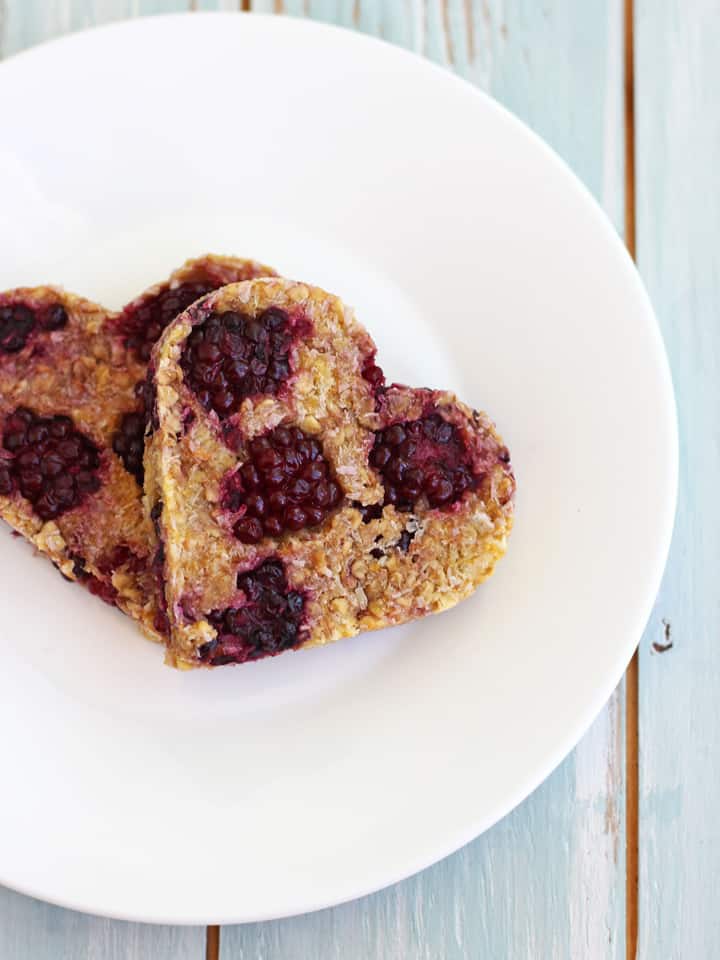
[0,256,276,641]
[147,278,515,667]
[0,285,159,632]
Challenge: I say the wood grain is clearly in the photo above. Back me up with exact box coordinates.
[0,2,637,957]
[636,0,720,956]
[193,2,242,12]
[0,886,205,960]
[624,4,638,957]
[0,1,194,58]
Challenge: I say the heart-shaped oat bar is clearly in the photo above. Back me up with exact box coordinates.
[146,278,514,668]
[0,256,276,641]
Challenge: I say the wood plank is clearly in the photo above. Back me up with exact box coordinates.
[636,1,720,956]
[222,3,627,952]
[0,5,204,955]
[0,886,205,960]
[0,2,630,956]
[193,1,241,11]
[0,0,194,58]
[251,1,418,48]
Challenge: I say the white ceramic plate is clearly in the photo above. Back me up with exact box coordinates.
[0,14,676,924]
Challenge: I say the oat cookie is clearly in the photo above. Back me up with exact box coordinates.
[146,277,515,667]
[0,256,276,641]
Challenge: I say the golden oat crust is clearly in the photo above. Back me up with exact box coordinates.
[0,256,276,641]
[147,278,515,668]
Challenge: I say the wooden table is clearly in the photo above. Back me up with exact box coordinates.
[0,2,713,957]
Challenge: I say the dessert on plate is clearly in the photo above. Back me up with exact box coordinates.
[0,256,276,640]
[146,277,514,667]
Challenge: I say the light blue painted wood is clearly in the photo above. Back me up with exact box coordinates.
[276,0,306,18]
[220,4,627,953]
[636,1,720,957]
[252,0,417,49]
[194,1,241,12]
[248,1,281,14]
[0,886,205,960]
[0,1,193,58]
[307,0,355,29]
[422,0,450,65]
[0,2,630,956]
[194,1,240,11]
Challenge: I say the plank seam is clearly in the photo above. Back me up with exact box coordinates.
[624,1,639,957]
[206,924,220,960]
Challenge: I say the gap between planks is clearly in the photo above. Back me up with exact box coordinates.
[206,924,220,960]
[624,0,639,958]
